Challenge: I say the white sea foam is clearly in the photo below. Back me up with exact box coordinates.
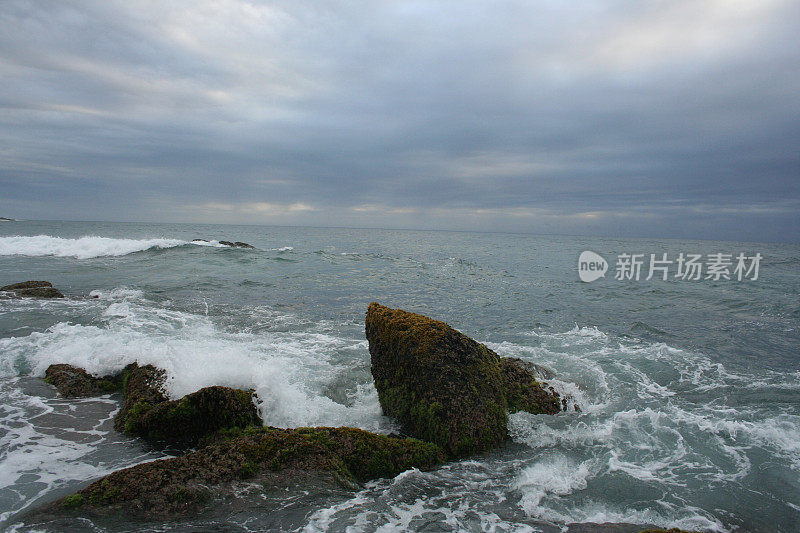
[0,235,186,259]
[513,453,593,511]
[0,297,390,432]
[1,301,797,531]
[0,235,238,259]
[0,378,168,526]
[88,287,145,300]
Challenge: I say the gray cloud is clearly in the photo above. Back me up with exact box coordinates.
[1,0,798,241]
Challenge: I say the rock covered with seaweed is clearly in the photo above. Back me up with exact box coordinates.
[30,303,567,524]
[44,364,124,397]
[40,426,443,520]
[365,302,562,458]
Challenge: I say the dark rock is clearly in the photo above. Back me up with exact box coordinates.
[1,281,52,290]
[1,280,64,298]
[499,357,561,415]
[191,238,208,242]
[45,426,444,520]
[365,302,508,458]
[44,364,124,398]
[113,363,261,446]
[125,386,261,447]
[114,363,169,433]
[218,240,254,248]
[637,529,694,533]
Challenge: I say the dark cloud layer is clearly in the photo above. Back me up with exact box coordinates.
[1,1,798,241]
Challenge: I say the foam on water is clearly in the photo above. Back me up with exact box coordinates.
[0,235,231,259]
[302,325,799,531]
[1,283,798,530]
[0,378,169,527]
[0,292,390,432]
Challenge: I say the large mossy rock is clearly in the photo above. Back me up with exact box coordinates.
[366,303,509,458]
[114,363,260,446]
[44,364,124,397]
[1,280,64,298]
[49,426,444,519]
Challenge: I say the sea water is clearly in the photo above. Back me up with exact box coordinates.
[0,220,798,532]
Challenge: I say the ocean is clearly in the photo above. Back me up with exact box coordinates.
[0,220,798,532]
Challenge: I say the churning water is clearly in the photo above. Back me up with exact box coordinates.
[0,221,798,531]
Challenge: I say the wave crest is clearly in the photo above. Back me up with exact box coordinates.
[0,235,191,259]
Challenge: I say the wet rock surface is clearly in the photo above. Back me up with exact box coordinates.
[366,302,510,458]
[1,280,64,298]
[499,357,562,414]
[36,426,443,520]
[44,364,124,397]
[125,386,261,447]
[366,303,564,458]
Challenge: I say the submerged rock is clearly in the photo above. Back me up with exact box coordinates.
[366,303,509,458]
[499,357,561,414]
[44,364,124,397]
[192,239,254,248]
[218,240,255,248]
[45,426,444,519]
[1,280,64,298]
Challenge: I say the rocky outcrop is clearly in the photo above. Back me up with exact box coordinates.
[192,239,255,248]
[113,363,260,447]
[114,363,169,434]
[219,240,255,248]
[637,529,694,533]
[44,364,124,397]
[1,280,64,298]
[48,426,444,519]
[499,357,562,414]
[366,303,509,458]
[366,303,563,458]
[125,386,261,447]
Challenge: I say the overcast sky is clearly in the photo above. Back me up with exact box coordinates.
[1,1,798,241]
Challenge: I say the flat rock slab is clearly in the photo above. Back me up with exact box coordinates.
[38,426,444,521]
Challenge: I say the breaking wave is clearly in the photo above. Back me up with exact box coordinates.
[0,235,223,259]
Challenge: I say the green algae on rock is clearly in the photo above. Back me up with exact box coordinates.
[113,363,261,446]
[113,363,169,434]
[44,364,125,398]
[366,302,510,458]
[47,426,444,519]
[499,357,562,414]
[127,386,261,446]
